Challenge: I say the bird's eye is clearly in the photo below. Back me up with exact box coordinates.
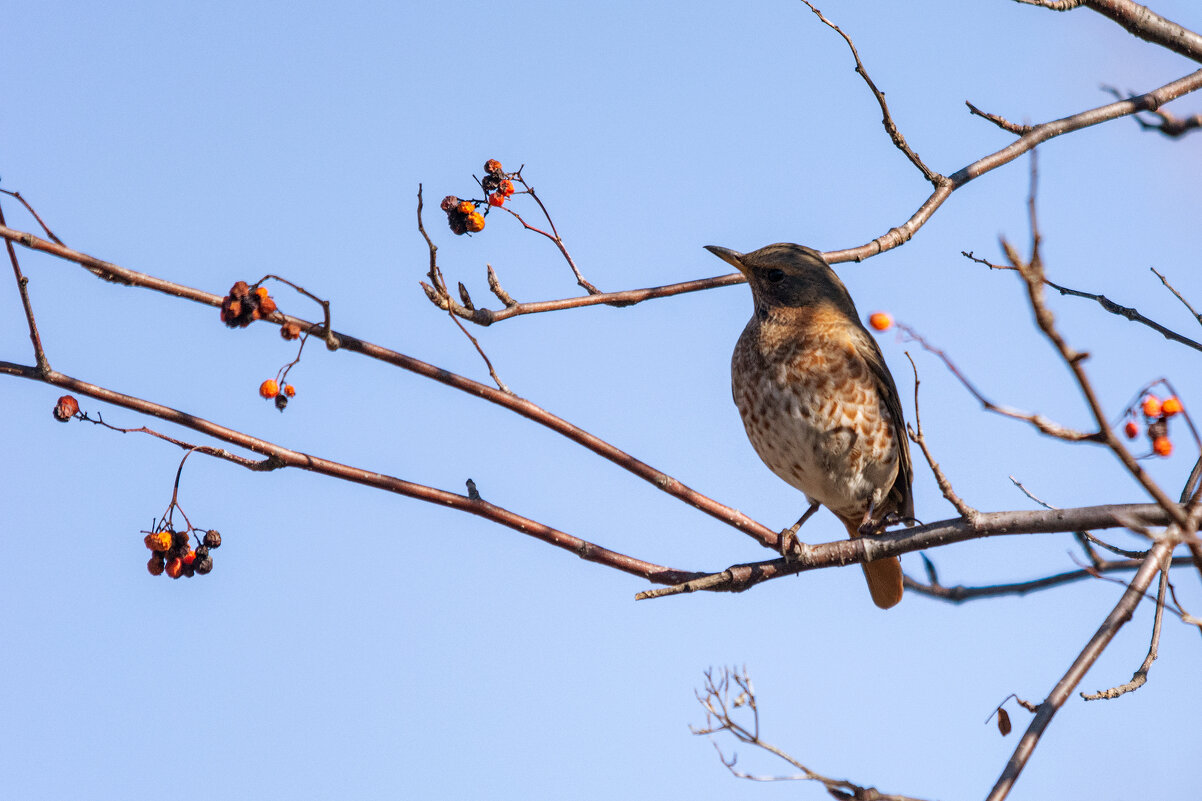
[765,268,785,283]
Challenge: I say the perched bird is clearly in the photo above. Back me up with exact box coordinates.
[706,243,913,609]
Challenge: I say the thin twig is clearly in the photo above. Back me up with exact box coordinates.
[965,251,1202,353]
[904,352,978,519]
[905,555,1192,603]
[0,199,49,373]
[799,0,941,184]
[1082,555,1168,700]
[1150,266,1202,326]
[895,321,1099,442]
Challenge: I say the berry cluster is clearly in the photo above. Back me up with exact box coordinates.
[144,528,221,579]
[441,196,486,235]
[1124,393,1183,457]
[259,378,297,411]
[481,159,516,207]
[441,159,516,235]
[220,281,277,328]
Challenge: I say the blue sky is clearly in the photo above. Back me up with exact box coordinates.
[3,2,1201,799]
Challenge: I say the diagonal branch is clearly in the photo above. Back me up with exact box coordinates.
[1,361,698,586]
[984,540,1172,801]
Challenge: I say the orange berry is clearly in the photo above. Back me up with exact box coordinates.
[465,212,485,233]
[259,379,280,399]
[144,530,173,552]
[181,550,197,567]
[1162,396,1183,416]
[456,201,476,215]
[868,312,893,332]
[488,193,506,207]
[283,383,296,397]
[1123,420,1139,439]
[255,286,269,300]
[1141,395,1162,418]
[281,321,302,340]
[165,558,184,579]
[484,159,503,174]
[1153,436,1172,456]
[259,296,277,316]
[498,179,515,197]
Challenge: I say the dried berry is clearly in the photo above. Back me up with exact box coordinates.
[465,212,485,233]
[172,529,191,550]
[259,296,277,316]
[203,530,222,549]
[456,201,476,215]
[275,394,289,411]
[283,384,296,397]
[440,195,460,212]
[481,173,501,193]
[868,312,893,332]
[165,558,184,579]
[147,554,166,576]
[53,395,80,422]
[194,554,214,575]
[498,179,515,197]
[281,321,303,340]
[1162,396,1183,416]
[484,159,503,175]
[259,379,280,399]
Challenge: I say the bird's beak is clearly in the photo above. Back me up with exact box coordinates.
[704,245,747,276]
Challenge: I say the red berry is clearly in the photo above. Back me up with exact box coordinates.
[1123,420,1139,439]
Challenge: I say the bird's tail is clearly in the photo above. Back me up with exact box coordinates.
[844,520,904,609]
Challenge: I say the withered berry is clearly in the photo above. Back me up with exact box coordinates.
[53,395,80,422]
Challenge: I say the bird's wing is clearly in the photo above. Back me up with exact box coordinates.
[852,324,914,519]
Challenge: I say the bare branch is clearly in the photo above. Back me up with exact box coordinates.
[635,503,1177,600]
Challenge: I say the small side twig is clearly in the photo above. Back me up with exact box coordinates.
[0,199,50,373]
[800,0,942,185]
[965,101,1032,134]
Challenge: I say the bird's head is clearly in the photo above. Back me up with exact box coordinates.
[705,243,856,316]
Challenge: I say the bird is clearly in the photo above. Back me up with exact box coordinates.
[706,242,913,609]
